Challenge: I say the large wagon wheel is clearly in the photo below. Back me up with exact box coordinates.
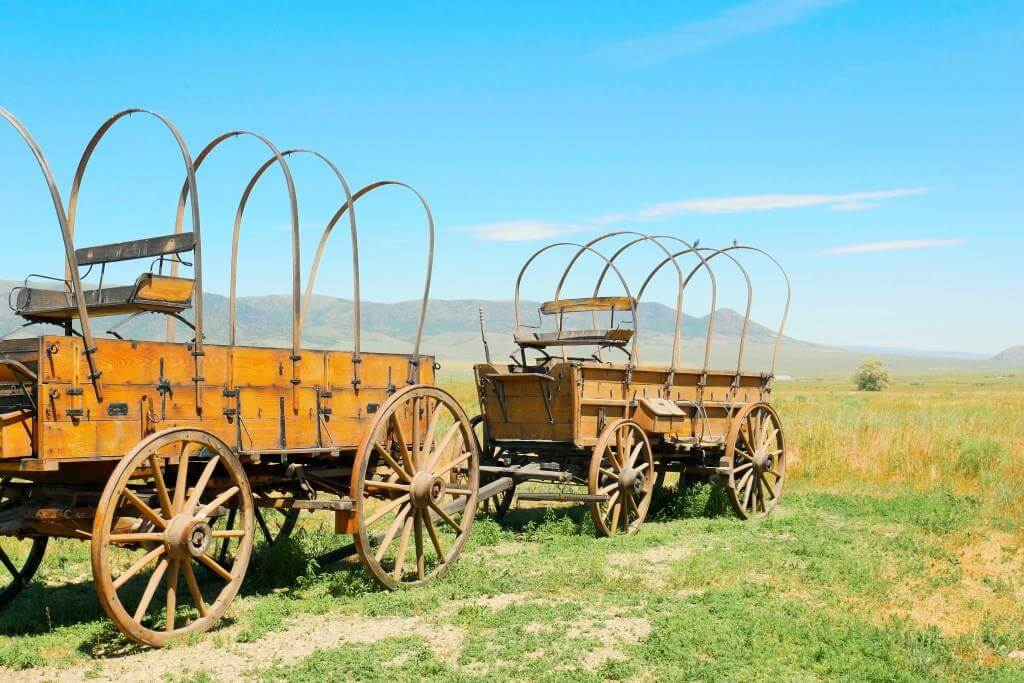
[352,385,480,589]
[470,415,514,519]
[589,420,655,537]
[0,479,48,610]
[723,403,786,519]
[92,428,255,647]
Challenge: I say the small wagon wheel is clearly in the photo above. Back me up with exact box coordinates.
[352,385,480,589]
[723,403,786,519]
[0,479,48,610]
[589,420,655,537]
[470,415,514,519]
[91,428,255,647]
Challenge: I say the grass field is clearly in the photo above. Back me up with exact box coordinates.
[1,372,1023,681]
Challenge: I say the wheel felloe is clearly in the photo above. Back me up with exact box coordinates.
[91,428,255,647]
[352,385,480,589]
[589,420,654,537]
[724,403,786,519]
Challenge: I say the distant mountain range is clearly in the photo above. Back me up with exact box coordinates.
[1,279,1020,375]
[993,346,1024,363]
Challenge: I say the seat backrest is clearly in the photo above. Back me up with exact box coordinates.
[75,232,195,267]
[539,296,635,315]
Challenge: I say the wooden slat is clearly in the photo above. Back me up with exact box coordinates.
[539,296,634,314]
[75,232,195,266]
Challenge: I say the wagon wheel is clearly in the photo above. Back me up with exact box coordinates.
[0,480,48,610]
[470,415,514,519]
[724,403,786,519]
[91,428,255,647]
[589,420,655,537]
[352,385,480,589]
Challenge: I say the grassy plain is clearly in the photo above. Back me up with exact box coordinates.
[1,372,1023,681]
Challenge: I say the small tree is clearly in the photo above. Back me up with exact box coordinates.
[854,359,891,391]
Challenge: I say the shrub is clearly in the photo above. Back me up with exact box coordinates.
[854,360,891,392]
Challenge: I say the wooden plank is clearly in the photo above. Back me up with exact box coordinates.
[75,232,195,266]
[539,296,634,314]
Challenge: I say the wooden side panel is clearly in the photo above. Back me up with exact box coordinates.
[475,363,575,442]
[32,335,433,460]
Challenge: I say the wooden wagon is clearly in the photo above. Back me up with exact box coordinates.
[0,107,480,646]
[472,231,790,535]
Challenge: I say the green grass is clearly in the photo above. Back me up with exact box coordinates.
[2,375,1023,680]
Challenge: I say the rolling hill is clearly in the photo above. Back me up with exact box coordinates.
[1,279,1017,375]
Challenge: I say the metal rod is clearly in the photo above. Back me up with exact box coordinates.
[0,106,103,401]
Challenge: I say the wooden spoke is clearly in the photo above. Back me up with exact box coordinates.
[445,487,474,497]
[0,536,47,610]
[123,488,168,529]
[627,442,643,468]
[173,444,190,513]
[150,454,173,518]
[374,503,411,563]
[195,486,240,521]
[414,513,426,580]
[184,455,221,515]
[374,443,412,482]
[425,423,461,473]
[389,414,413,475]
[392,515,414,580]
[436,447,471,476]
[109,532,164,544]
[364,479,411,493]
[600,467,618,478]
[429,502,462,533]
[113,546,165,590]
[212,529,246,539]
[165,559,179,632]
[181,561,207,618]
[419,399,444,462]
[625,493,640,515]
[733,462,754,475]
[133,557,169,623]
[599,482,618,495]
[195,552,233,582]
[609,498,622,531]
[410,397,422,470]
[760,473,777,501]
[365,494,411,528]
[740,471,755,512]
[424,512,446,560]
[602,491,620,522]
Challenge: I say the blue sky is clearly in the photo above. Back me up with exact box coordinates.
[0,1,1020,353]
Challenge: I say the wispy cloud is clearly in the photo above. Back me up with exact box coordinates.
[820,239,967,256]
[634,188,929,219]
[459,187,929,241]
[593,0,846,68]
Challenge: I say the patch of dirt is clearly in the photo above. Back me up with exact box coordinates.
[606,543,692,589]
[889,531,1024,637]
[3,610,465,682]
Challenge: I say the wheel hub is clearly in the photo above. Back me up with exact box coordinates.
[411,471,446,509]
[618,467,647,496]
[165,514,213,560]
